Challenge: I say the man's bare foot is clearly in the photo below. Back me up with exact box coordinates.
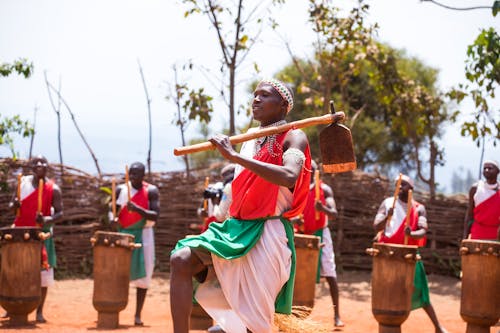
[36,313,46,323]
[334,316,345,327]
[134,315,144,326]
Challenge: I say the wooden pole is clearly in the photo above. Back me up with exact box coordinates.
[111,177,116,220]
[16,173,22,217]
[37,178,44,215]
[404,189,413,245]
[125,165,131,202]
[174,112,345,156]
[314,170,320,220]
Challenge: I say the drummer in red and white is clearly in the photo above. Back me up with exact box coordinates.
[373,174,448,333]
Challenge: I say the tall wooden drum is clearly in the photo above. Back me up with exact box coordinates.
[91,231,136,329]
[293,234,321,309]
[0,227,44,326]
[367,242,419,333]
[460,239,500,333]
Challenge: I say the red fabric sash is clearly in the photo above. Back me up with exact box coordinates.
[230,130,311,220]
[14,179,54,227]
[471,191,500,240]
[118,182,149,228]
[302,182,326,234]
[379,201,426,247]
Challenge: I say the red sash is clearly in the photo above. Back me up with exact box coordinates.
[471,191,500,240]
[379,200,426,247]
[14,180,54,227]
[118,182,149,228]
[230,131,311,220]
[302,182,326,234]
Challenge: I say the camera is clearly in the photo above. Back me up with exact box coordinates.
[203,183,224,200]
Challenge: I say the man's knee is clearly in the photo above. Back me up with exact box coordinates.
[170,248,193,273]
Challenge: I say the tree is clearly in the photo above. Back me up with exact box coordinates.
[166,64,214,176]
[447,28,500,177]
[180,0,285,137]
[278,0,451,198]
[0,59,35,158]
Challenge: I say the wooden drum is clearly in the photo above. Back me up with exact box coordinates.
[367,242,419,333]
[0,227,45,326]
[460,239,500,333]
[91,231,136,329]
[293,234,321,309]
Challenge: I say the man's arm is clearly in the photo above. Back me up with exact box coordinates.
[37,184,63,227]
[405,204,427,239]
[373,199,390,232]
[127,185,159,221]
[463,184,477,239]
[316,183,338,220]
[209,130,308,188]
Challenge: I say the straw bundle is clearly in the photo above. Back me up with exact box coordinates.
[274,306,330,333]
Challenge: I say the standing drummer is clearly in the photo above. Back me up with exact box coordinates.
[8,155,63,323]
[112,162,159,326]
[373,175,448,333]
[463,159,500,240]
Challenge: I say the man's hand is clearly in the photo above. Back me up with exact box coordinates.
[404,226,412,237]
[127,201,143,214]
[314,200,324,212]
[9,198,21,210]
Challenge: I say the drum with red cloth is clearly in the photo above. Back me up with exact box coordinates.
[460,239,500,333]
[0,227,45,326]
[367,242,419,333]
[91,231,136,329]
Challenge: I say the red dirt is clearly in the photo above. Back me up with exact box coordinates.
[1,271,498,333]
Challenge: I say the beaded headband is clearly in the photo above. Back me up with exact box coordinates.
[260,78,294,113]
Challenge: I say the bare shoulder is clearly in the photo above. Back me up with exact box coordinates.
[284,129,308,151]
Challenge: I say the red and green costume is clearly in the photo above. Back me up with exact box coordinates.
[118,182,150,280]
[471,190,500,240]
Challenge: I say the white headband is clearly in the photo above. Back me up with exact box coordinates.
[260,78,294,113]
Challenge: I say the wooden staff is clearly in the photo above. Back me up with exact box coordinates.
[125,165,131,202]
[16,173,22,217]
[174,112,345,156]
[376,173,402,242]
[404,189,413,245]
[111,177,116,220]
[202,176,209,229]
[37,178,44,215]
[314,169,320,220]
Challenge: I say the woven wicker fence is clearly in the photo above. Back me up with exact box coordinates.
[0,159,467,278]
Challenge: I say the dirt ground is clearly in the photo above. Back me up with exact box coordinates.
[0,271,498,333]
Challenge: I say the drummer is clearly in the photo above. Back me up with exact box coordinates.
[8,155,63,323]
[463,159,500,240]
[373,175,448,333]
[112,162,159,326]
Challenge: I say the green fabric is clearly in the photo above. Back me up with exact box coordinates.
[119,219,146,280]
[173,216,297,314]
[42,225,56,268]
[411,259,431,310]
[314,229,323,283]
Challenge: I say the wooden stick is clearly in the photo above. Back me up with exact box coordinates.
[37,178,44,215]
[202,176,209,230]
[314,170,320,220]
[376,173,402,242]
[125,165,131,202]
[16,173,22,217]
[173,112,345,156]
[111,177,116,220]
[404,189,413,245]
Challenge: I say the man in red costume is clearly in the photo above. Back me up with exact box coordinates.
[114,162,159,326]
[373,175,447,333]
[9,155,63,323]
[463,160,500,240]
[294,160,344,327]
[170,78,311,333]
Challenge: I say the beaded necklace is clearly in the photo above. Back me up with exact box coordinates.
[254,120,287,158]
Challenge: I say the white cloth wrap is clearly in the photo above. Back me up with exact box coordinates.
[474,180,499,206]
[374,198,426,237]
[131,227,155,288]
[320,227,337,278]
[41,267,54,287]
[195,135,293,333]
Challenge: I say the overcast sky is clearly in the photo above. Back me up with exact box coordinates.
[0,0,498,192]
